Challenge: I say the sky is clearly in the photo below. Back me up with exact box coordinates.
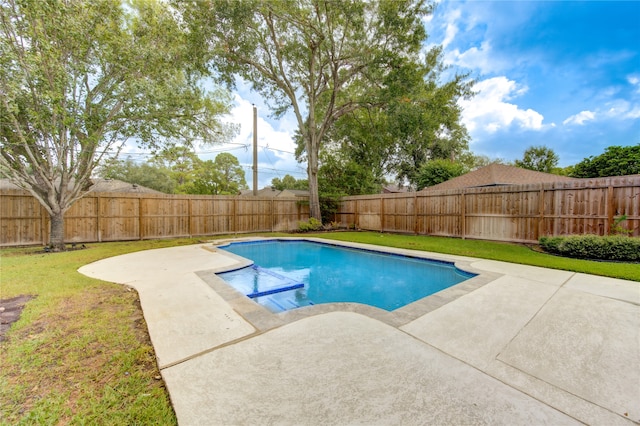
[128,1,640,189]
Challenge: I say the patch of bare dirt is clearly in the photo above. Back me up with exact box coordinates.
[0,295,36,342]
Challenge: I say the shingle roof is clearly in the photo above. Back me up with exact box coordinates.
[0,178,162,194]
[422,163,575,191]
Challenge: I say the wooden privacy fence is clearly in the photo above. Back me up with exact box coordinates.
[0,191,310,247]
[335,175,640,243]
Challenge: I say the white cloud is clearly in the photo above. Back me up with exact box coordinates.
[458,77,545,135]
[628,74,640,94]
[623,106,640,119]
[562,100,640,126]
[446,41,501,75]
[562,110,596,126]
[441,9,461,49]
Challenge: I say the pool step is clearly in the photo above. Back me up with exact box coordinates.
[245,265,305,298]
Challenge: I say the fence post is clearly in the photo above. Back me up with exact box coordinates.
[271,198,274,232]
[354,198,359,229]
[537,187,545,240]
[413,192,418,235]
[606,183,614,235]
[233,198,237,234]
[380,195,384,232]
[460,190,466,239]
[138,196,143,240]
[96,194,102,242]
[188,197,193,238]
[41,204,47,245]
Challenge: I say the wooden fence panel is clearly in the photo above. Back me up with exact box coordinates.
[272,198,307,232]
[0,190,308,246]
[0,190,44,246]
[610,176,640,235]
[463,187,541,242]
[190,197,233,236]
[354,197,382,231]
[65,197,99,243]
[99,195,140,241]
[140,197,190,239]
[415,192,461,237]
[338,175,640,243]
[380,194,415,233]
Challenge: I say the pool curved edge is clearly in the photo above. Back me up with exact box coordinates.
[201,237,502,331]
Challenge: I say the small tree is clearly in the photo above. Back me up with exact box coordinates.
[515,145,559,173]
[209,153,247,195]
[416,159,466,190]
[0,0,235,250]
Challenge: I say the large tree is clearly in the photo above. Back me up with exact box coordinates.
[571,144,640,178]
[0,0,234,250]
[327,47,473,188]
[100,157,176,194]
[177,0,431,220]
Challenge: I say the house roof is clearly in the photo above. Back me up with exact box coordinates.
[382,184,408,194]
[422,163,575,191]
[0,178,162,194]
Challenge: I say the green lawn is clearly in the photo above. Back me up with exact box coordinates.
[310,232,640,281]
[0,238,206,426]
[1,232,637,424]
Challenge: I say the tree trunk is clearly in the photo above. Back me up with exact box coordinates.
[307,135,322,221]
[49,210,66,251]
[308,165,321,221]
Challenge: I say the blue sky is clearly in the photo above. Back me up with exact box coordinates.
[427,0,640,168]
[149,1,639,188]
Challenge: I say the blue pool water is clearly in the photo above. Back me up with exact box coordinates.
[217,240,475,313]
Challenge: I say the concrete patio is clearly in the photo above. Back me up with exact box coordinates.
[78,238,640,425]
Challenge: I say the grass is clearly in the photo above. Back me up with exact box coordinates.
[0,238,209,425]
[1,232,638,424]
[308,231,640,281]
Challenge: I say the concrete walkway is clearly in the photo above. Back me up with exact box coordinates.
[78,238,640,425]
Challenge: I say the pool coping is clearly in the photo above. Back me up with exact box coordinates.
[197,237,502,331]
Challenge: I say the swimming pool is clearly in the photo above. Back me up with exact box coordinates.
[217,240,475,313]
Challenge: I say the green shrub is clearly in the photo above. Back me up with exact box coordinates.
[298,217,323,232]
[539,234,640,262]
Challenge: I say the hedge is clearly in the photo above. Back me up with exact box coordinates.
[539,234,640,262]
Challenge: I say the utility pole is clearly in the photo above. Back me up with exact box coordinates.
[252,104,258,196]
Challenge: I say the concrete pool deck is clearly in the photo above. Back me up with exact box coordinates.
[78,238,640,425]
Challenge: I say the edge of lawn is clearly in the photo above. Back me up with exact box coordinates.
[306,231,640,282]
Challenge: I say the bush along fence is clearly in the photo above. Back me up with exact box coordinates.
[0,191,310,247]
[334,175,640,244]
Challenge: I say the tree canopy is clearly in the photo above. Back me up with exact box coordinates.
[571,144,640,178]
[271,174,308,191]
[0,0,235,249]
[416,159,467,190]
[515,145,559,174]
[176,0,433,219]
[101,152,247,195]
[327,47,473,189]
